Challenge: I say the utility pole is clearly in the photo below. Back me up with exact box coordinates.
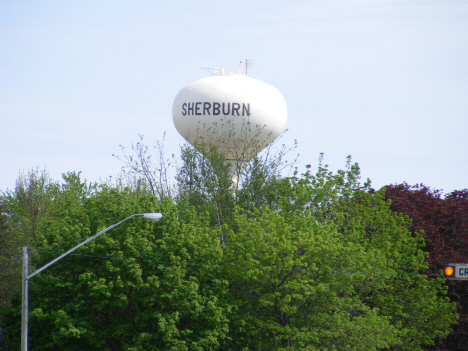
[21,247,29,351]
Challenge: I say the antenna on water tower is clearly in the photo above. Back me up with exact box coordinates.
[202,59,254,76]
[245,59,254,75]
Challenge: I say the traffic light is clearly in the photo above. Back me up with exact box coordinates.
[443,265,455,279]
[443,264,468,280]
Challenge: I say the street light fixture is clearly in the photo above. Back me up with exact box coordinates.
[21,212,163,351]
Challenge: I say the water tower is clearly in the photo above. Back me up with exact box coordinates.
[172,65,287,186]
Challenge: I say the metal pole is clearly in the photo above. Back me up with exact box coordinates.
[21,246,29,351]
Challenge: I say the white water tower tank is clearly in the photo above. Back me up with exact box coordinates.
[172,72,287,172]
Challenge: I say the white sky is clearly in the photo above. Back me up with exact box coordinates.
[1,1,467,194]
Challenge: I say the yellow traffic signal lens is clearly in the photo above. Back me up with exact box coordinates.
[444,267,454,277]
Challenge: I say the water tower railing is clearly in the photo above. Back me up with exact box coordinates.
[202,66,246,76]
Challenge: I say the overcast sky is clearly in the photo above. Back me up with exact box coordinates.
[1,1,467,194]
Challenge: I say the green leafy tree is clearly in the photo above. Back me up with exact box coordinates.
[0,204,18,313]
[385,184,468,351]
[0,169,61,317]
[1,169,61,245]
[114,140,457,350]
[223,205,399,350]
[176,144,235,230]
[114,132,298,230]
[221,161,457,350]
[1,139,459,351]
[1,174,230,351]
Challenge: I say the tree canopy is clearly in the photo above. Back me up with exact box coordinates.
[0,145,460,350]
[2,173,231,351]
[218,163,456,350]
[385,184,468,351]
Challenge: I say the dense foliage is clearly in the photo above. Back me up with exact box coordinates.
[0,170,61,313]
[385,184,468,351]
[0,204,17,313]
[0,146,460,350]
[1,173,230,351]
[218,162,455,350]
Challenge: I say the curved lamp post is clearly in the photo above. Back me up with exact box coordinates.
[21,212,163,351]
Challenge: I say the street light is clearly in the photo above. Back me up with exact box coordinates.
[21,212,163,351]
